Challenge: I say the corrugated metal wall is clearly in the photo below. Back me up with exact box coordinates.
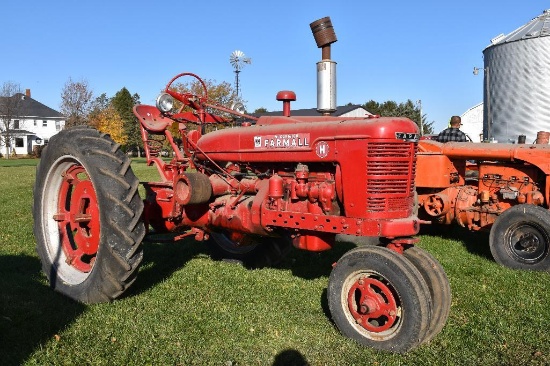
[482,10,550,143]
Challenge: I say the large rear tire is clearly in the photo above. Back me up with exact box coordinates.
[33,127,145,303]
[328,246,432,353]
[489,204,550,271]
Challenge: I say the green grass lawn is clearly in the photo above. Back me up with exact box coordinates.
[1,159,549,365]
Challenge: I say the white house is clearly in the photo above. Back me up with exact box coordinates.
[0,90,65,156]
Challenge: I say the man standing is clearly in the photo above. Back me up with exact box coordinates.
[437,116,468,142]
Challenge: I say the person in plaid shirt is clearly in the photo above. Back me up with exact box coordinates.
[436,116,468,142]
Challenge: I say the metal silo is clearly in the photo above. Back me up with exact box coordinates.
[482,9,550,143]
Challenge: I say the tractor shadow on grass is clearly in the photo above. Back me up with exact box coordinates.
[419,224,494,261]
[0,255,86,366]
[279,240,357,280]
[133,232,358,289]
[125,234,208,298]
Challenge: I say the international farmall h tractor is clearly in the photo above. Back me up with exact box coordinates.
[33,18,451,352]
[416,139,550,271]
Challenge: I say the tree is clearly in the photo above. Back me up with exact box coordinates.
[177,79,239,105]
[171,78,244,133]
[60,77,94,127]
[89,106,127,145]
[172,78,244,112]
[89,93,110,119]
[363,99,434,135]
[111,87,141,154]
[0,81,23,158]
[254,107,268,114]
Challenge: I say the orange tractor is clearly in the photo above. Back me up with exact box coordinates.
[417,139,550,271]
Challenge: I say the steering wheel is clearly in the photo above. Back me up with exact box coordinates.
[164,72,208,111]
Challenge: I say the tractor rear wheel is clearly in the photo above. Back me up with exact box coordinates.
[403,246,451,343]
[33,127,145,303]
[208,231,292,268]
[489,204,550,271]
[328,245,432,353]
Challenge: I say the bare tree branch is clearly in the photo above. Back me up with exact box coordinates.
[0,81,23,158]
[60,77,94,127]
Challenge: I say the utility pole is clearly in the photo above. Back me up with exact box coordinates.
[417,99,423,136]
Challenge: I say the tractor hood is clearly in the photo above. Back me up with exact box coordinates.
[195,115,419,163]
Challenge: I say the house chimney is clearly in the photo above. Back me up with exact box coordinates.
[25,89,31,98]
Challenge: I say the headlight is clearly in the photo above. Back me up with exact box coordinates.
[230,101,245,114]
[156,93,174,113]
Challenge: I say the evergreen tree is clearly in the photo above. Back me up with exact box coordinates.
[363,99,434,135]
[111,88,142,154]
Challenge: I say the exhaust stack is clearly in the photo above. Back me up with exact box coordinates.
[310,17,337,115]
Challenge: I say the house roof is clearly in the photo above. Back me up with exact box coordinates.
[0,93,64,119]
[256,104,370,117]
[0,129,36,135]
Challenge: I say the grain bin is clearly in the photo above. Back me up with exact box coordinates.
[482,9,550,143]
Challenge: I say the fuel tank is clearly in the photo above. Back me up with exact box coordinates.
[195,115,419,163]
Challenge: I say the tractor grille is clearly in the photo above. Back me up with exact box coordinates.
[366,142,417,212]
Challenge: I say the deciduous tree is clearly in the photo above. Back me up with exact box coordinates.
[89,106,127,145]
[171,78,244,134]
[0,81,23,158]
[89,93,110,120]
[60,77,94,127]
[174,79,241,107]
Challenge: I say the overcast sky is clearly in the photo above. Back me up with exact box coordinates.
[1,1,547,131]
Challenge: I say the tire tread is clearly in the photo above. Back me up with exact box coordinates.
[33,127,145,304]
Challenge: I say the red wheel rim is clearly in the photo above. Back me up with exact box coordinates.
[54,164,100,272]
[347,275,399,333]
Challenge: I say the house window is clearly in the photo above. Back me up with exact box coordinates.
[43,120,48,127]
[15,138,24,148]
[34,120,37,127]
[14,120,20,129]
[55,121,61,131]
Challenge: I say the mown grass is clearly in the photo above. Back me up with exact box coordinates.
[0,159,549,365]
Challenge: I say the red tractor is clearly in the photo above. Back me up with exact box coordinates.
[32,17,450,352]
[417,139,550,271]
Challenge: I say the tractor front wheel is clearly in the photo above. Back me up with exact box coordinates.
[33,127,145,303]
[403,246,451,343]
[328,245,432,353]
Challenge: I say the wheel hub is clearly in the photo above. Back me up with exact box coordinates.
[518,233,539,253]
[54,165,100,272]
[348,275,398,333]
[509,224,548,262]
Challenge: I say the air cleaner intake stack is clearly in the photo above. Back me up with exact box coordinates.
[310,17,337,115]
